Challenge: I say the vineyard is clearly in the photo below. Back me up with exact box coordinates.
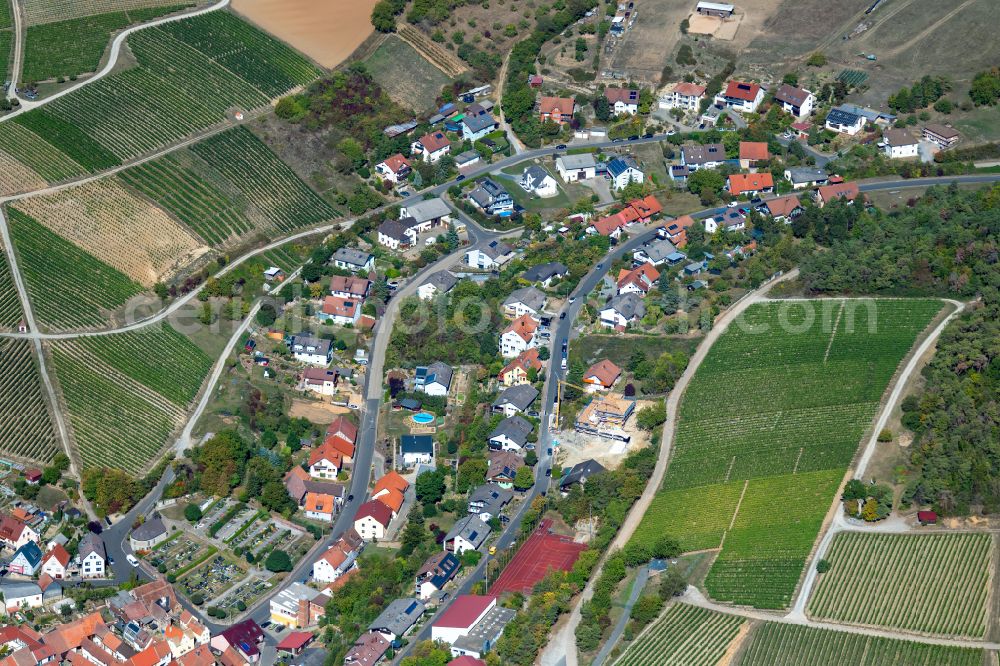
[613,603,745,666]
[22,0,197,25]
[736,622,984,666]
[13,179,207,286]
[0,249,23,329]
[72,323,213,404]
[50,344,183,473]
[22,5,190,82]
[0,149,46,199]
[808,532,992,638]
[0,340,59,464]
[13,109,120,171]
[7,208,146,330]
[634,299,942,608]
[0,122,85,184]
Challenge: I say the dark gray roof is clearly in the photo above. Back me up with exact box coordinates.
[503,286,547,312]
[521,165,552,187]
[0,582,41,598]
[639,238,678,263]
[481,240,514,260]
[332,247,373,268]
[522,262,568,283]
[785,167,827,184]
[455,149,481,165]
[444,515,491,548]
[469,483,513,508]
[773,83,811,107]
[560,459,606,488]
[826,107,862,126]
[608,156,641,178]
[128,518,164,544]
[556,153,596,170]
[463,110,497,134]
[605,293,646,320]
[489,415,533,446]
[12,542,42,568]
[683,143,725,165]
[421,271,458,293]
[291,335,331,358]
[369,598,426,637]
[425,361,453,389]
[401,435,434,454]
[378,219,409,242]
[405,198,451,224]
[493,385,539,412]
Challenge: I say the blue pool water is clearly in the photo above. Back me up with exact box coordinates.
[412,412,435,424]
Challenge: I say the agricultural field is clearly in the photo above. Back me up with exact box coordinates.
[0,339,60,464]
[0,0,11,85]
[0,248,24,329]
[736,622,985,666]
[613,603,745,666]
[73,323,213,404]
[7,208,146,330]
[633,481,744,554]
[22,0,197,25]
[808,532,992,638]
[50,343,183,473]
[13,110,120,171]
[22,5,190,82]
[364,35,450,113]
[12,179,207,286]
[634,299,942,609]
[0,123,85,186]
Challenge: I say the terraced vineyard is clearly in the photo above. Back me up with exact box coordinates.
[259,246,308,274]
[633,481,744,553]
[0,122,85,185]
[0,248,24,330]
[736,622,984,666]
[50,344,182,473]
[72,323,213,404]
[808,532,992,638]
[633,299,943,609]
[613,603,745,666]
[13,109,120,170]
[0,339,59,464]
[7,208,145,330]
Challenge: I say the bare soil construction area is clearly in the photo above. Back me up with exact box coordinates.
[231,0,379,69]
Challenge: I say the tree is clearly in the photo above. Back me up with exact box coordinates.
[265,549,292,572]
[842,479,867,501]
[513,466,534,491]
[524,451,538,467]
[816,559,832,573]
[261,481,294,514]
[623,541,651,566]
[592,95,611,122]
[636,403,666,430]
[457,458,488,493]
[415,469,446,505]
[256,302,277,327]
[630,594,664,626]
[184,504,203,523]
[650,535,681,559]
[686,168,724,197]
[969,69,1000,106]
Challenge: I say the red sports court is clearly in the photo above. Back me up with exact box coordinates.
[490,519,587,595]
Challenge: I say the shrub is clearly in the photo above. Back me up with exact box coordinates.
[816,559,832,573]
[184,503,202,523]
[264,549,292,572]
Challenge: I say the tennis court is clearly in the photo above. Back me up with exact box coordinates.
[491,519,587,595]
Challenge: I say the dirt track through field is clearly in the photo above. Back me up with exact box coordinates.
[232,0,378,68]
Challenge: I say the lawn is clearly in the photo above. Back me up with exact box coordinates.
[364,35,450,113]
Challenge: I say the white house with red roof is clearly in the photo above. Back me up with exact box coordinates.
[616,263,659,296]
[411,131,451,163]
[716,80,765,113]
[319,295,360,326]
[40,543,70,579]
[313,537,360,584]
[583,359,622,392]
[375,154,412,183]
[604,88,639,115]
[500,314,539,358]
[659,82,706,111]
[0,514,38,549]
[354,501,393,541]
[431,594,516,659]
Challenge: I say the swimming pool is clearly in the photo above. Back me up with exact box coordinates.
[412,412,435,424]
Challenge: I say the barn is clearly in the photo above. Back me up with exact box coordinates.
[696,1,734,17]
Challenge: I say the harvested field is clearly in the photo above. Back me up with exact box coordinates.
[13,179,208,286]
[608,0,690,84]
[0,150,47,197]
[395,23,468,77]
[365,35,450,112]
[231,0,377,69]
[22,0,200,25]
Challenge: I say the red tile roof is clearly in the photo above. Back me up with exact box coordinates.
[433,595,494,629]
[329,275,370,297]
[584,359,622,387]
[324,434,356,460]
[327,415,359,444]
[629,195,662,219]
[539,96,575,117]
[308,442,343,468]
[375,487,405,514]
[419,131,450,153]
[765,194,802,217]
[355,500,393,527]
[322,295,359,319]
[723,80,761,102]
[592,213,628,236]
[381,153,411,174]
[738,141,770,161]
[604,88,638,104]
[728,172,774,195]
[499,348,543,380]
[503,314,539,343]
[617,262,660,292]
[672,82,706,97]
[305,492,336,515]
[373,470,409,495]
[817,181,860,203]
[276,631,314,651]
[42,543,70,568]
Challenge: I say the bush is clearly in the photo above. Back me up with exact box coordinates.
[877,428,893,442]
[806,52,827,67]
[659,567,687,598]
[184,503,203,523]
[636,403,667,431]
[190,593,205,605]
[816,559,832,573]
[265,549,292,572]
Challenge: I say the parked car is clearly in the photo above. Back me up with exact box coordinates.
[126,554,139,567]
[559,312,566,320]
[545,468,552,477]
[456,175,466,181]
[628,135,639,141]
[555,144,566,149]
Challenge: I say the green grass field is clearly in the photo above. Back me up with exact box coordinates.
[613,603,745,666]
[0,339,59,464]
[631,299,942,609]
[736,622,984,666]
[808,532,992,638]
[7,208,145,330]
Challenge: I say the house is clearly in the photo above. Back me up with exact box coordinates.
[345,632,390,666]
[717,80,765,113]
[503,286,547,319]
[600,293,645,329]
[373,471,409,500]
[633,238,678,266]
[696,1,734,17]
[764,194,803,222]
[128,517,165,553]
[790,121,812,139]
[659,82,705,111]
[486,450,524,489]
[401,197,452,228]
[454,149,482,169]
[313,533,361,584]
[377,218,416,250]
[539,96,575,124]
[1,582,42,612]
[498,349,542,387]
[608,156,644,190]
[559,459,606,490]
[528,74,543,88]
[433,595,516,660]
[520,165,558,197]
[0,514,38,549]
[375,154,412,184]
[772,83,815,119]
[305,490,341,522]
[738,142,770,169]
[704,209,746,233]
[488,415,534,452]
[276,632,315,657]
[629,195,663,223]
[418,271,458,301]
[883,128,919,159]
[332,248,375,273]
[289,335,332,366]
[416,361,453,396]
[469,178,514,215]
[319,295,360,326]
[354,501,393,541]
[329,275,371,300]
[8,541,42,576]
[728,172,774,197]
[522,261,568,287]
[616,262,659,296]
[917,510,938,525]
[838,103,896,126]
[588,213,628,240]
[923,124,960,150]
[576,393,635,436]
[816,181,861,207]
[681,143,725,171]
[269,582,327,629]
[499,314,539,358]
[605,88,639,115]
[401,435,435,467]
[555,153,597,182]
[327,415,359,451]
[461,104,498,141]
[660,214,696,248]
[416,552,460,600]
[302,366,350,396]
[369,598,426,641]
[40,543,70,579]
[468,484,513,521]
[825,107,865,135]
[466,240,514,270]
[444,516,491,554]
[784,167,828,189]
[411,132,451,163]
[492,384,539,417]
[210,620,265,664]
[583,359,621,391]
